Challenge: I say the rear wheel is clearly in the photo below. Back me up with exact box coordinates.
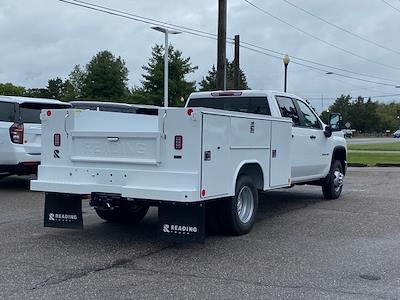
[95,202,149,224]
[322,160,344,200]
[220,175,258,235]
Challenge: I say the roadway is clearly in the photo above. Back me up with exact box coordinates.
[0,168,399,299]
[346,137,399,145]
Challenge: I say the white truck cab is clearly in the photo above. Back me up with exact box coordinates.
[0,96,70,176]
[186,90,347,188]
[31,90,346,242]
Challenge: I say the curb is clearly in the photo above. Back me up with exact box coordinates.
[348,163,368,167]
[375,163,400,167]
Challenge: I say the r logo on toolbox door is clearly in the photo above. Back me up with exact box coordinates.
[54,149,60,159]
[163,224,170,233]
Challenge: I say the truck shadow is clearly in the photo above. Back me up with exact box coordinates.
[0,175,34,190]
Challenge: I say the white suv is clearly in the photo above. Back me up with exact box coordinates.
[0,96,70,176]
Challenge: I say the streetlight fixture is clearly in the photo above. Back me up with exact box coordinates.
[152,26,182,107]
[283,54,290,92]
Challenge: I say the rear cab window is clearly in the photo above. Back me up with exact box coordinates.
[19,102,70,124]
[188,97,271,116]
[0,101,16,122]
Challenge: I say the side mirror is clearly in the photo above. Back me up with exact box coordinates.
[324,125,332,138]
[328,113,342,131]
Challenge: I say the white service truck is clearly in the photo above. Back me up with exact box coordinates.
[31,90,346,242]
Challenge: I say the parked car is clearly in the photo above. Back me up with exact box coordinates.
[341,129,353,138]
[0,96,70,176]
[393,129,400,138]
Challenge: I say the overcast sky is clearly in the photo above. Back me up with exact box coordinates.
[1,0,400,111]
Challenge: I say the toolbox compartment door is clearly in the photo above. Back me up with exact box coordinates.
[269,120,292,188]
[201,113,230,198]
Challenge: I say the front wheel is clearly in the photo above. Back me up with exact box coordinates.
[95,202,149,224]
[322,160,344,200]
[220,175,259,235]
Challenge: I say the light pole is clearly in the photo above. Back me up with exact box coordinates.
[283,54,290,92]
[152,27,181,107]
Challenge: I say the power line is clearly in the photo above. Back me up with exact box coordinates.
[58,0,227,43]
[242,0,400,71]
[381,0,400,13]
[70,0,220,40]
[241,41,399,84]
[59,0,400,88]
[240,44,400,87]
[279,0,400,55]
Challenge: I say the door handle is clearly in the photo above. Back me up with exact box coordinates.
[310,135,316,139]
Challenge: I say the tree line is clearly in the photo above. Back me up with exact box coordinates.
[0,45,248,107]
[320,95,400,133]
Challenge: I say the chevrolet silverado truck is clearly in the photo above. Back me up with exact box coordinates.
[31,90,346,242]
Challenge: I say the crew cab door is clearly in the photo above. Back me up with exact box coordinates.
[293,98,329,177]
[275,96,328,180]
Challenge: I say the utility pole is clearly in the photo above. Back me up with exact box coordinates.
[233,35,240,90]
[217,0,227,90]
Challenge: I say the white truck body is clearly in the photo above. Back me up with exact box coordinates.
[31,107,292,201]
[31,90,346,241]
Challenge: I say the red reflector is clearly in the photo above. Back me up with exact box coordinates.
[47,110,52,116]
[201,189,206,197]
[211,91,242,97]
[54,133,61,147]
[187,108,193,116]
[174,135,183,150]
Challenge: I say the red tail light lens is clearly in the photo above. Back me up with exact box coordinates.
[54,133,61,147]
[9,123,24,144]
[174,135,183,150]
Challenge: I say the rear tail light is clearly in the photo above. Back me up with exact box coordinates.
[9,123,24,144]
[174,135,183,150]
[54,133,61,147]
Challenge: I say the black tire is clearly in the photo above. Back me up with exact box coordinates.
[95,202,149,224]
[220,175,259,235]
[322,160,344,200]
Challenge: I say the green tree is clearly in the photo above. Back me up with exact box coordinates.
[83,51,129,100]
[24,88,51,98]
[47,77,65,99]
[0,83,26,96]
[67,65,86,99]
[199,60,249,91]
[140,44,198,106]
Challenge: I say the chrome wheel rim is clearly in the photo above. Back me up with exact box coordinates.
[333,169,344,192]
[237,186,254,223]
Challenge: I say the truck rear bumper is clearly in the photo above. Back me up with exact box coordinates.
[31,165,200,202]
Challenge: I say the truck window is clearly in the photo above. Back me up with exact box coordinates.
[188,97,271,115]
[19,103,70,124]
[19,107,42,124]
[0,102,15,122]
[295,100,321,129]
[275,96,300,126]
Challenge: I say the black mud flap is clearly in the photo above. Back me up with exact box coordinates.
[44,193,83,229]
[158,202,205,243]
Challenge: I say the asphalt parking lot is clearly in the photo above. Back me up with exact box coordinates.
[0,167,399,299]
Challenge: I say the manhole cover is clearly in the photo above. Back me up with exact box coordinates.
[359,274,381,281]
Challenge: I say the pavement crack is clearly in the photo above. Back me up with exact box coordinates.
[121,266,395,300]
[31,244,174,290]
